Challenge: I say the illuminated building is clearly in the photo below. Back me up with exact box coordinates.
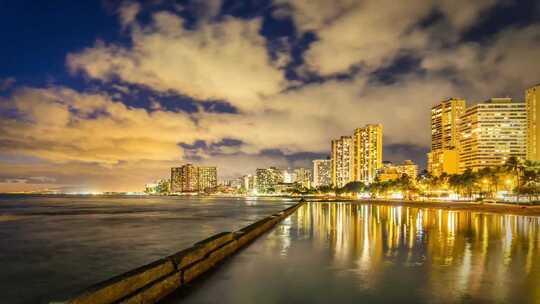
[312,159,331,188]
[170,164,199,193]
[526,84,540,161]
[377,160,418,182]
[428,98,466,176]
[241,174,256,193]
[331,136,353,188]
[459,98,526,171]
[282,169,295,183]
[353,124,383,184]
[256,167,283,193]
[198,166,217,193]
[294,167,312,188]
[399,160,418,179]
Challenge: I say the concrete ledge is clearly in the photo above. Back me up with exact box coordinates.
[66,258,175,304]
[59,200,306,304]
[119,272,182,304]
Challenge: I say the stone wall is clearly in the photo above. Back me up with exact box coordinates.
[56,200,305,304]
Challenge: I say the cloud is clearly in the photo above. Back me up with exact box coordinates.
[2,1,540,192]
[0,86,205,164]
[277,0,499,76]
[118,1,141,28]
[67,12,286,111]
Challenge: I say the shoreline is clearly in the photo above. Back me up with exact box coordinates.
[307,198,540,217]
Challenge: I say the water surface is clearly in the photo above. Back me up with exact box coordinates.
[176,202,540,304]
[0,195,295,304]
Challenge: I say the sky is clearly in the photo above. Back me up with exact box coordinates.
[1,0,540,192]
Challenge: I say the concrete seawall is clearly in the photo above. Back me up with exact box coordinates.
[56,201,305,304]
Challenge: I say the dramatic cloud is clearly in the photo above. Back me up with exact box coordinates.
[278,0,498,76]
[2,0,540,192]
[0,87,204,164]
[67,12,286,111]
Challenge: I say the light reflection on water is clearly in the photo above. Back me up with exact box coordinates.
[178,202,540,304]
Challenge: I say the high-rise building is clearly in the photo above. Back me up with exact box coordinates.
[331,136,354,188]
[170,164,199,193]
[312,159,331,188]
[294,168,312,188]
[526,84,540,161]
[428,98,466,176]
[170,167,182,193]
[198,166,217,193]
[459,98,526,171]
[353,124,383,184]
[256,167,283,193]
[241,174,257,193]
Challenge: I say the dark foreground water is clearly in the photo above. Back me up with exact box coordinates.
[174,202,540,304]
[0,195,296,304]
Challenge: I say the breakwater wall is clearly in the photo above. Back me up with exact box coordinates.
[56,201,305,304]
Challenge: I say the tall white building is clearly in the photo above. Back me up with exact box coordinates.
[312,159,331,188]
[294,167,312,188]
[331,136,353,188]
[459,98,526,171]
[353,124,383,184]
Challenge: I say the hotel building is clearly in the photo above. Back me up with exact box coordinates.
[256,167,283,193]
[170,164,199,193]
[312,159,331,187]
[526,84,540,161]
[331,136,354,188]
[294,168,312,189]
[459,98,526,172]
[377,160,419,183]
[198,166,217,193]
[353,124,383,184]
[428,98,466,176]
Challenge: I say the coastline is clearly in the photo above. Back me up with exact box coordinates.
[307,198,540,217]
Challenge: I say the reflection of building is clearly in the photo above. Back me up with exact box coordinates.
[377,160,418,182]
[332,136,354,188]
[428,98,465,176]
[198,166,217,193]
[312,159,331,188]
[294,168,312,188]
[526,84,540,160]
[353,124,383,184]
[459,98,526,172]
[256,167,283,193]
[170,164,199,193]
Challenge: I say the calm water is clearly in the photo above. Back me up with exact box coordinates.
[0,195,296,304]
[175,202,540,304]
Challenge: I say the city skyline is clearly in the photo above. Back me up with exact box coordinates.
[1,1,540,192]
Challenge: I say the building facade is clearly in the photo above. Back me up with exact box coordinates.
[198,166,217,193]
[256,167,283,193]
[294,168,312,189]
[331,136,354,188]
[353,124,383,184]
[526,84,540,161]
[170,164,199,193]
[312,159,331,188]
[377,160,418,183]
[428,98,466,176]
[241,174,257,193]
[459,98,526,172]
